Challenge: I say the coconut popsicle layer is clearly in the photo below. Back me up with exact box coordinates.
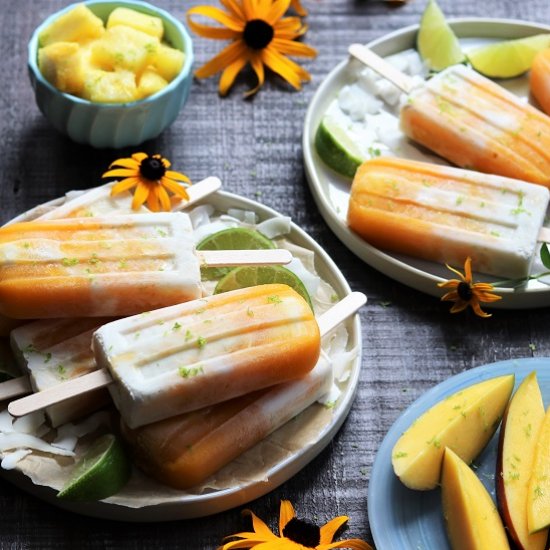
[92,283,321,428]
[10,318,111,427]
[121,353,333,490]
[400,63,550,186]
[347,157,550,279]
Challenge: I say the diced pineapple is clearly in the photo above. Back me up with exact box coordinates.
[39,42,85,95]
[39,4,104,46]
[82,70,138,103]
[137,69,169,99]
[91,26,159,75]
[150,44,185,82]
[107,7,164,40]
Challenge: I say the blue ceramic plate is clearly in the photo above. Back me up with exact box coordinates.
[368,357,550,549]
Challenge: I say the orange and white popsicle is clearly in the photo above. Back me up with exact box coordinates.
[530,49,550,116]
[122,354,334,489]
[347,157,550,279]
[348,45,550,187]
[10,318,110,427]
[0,213,290,319]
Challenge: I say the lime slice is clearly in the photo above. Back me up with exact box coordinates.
[314,115,366,179]
[214,265,313,311]
[417,0,466,71]
[468,34,550,78]
[57,433,131,501]
[197,227,275,281]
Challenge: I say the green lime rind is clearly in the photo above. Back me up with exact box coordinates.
[314,116,366,179]
[214,265,314,311]
[57,434,131,501]
[417,0,466,72]
[197,227,276,281]
[467,34,550,79]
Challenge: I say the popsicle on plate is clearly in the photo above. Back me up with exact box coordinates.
[348,45,550,187]
[122,354,334,489]
[347,157,550,279]
[0,212,290,319]
[10,318,111,427]
[530,49,550,116]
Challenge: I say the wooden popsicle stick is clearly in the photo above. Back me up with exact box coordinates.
[172,176,222,211]
[8,290,367,418]
[0,376,32,402]
[317,292,367,336]
[197,249,292,267]
[348,43,414,94]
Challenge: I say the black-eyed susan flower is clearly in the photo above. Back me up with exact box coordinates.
[219,500,372,550]
[103,153,191,212]
[187,0,317,96]
[438,257,502,318]
[290,0,307,16]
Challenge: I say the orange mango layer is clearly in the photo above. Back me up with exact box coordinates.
[531,49,550,117]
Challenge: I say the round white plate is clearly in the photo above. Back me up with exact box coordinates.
[0,190,363,521]
[368,357,550,549]
[303,19,550,309]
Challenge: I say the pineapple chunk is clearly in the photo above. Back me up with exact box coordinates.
[91,26,159,75]
[107,7,164,39]
[137,69,169,99]
[150,44,185,82]
[82,70,138,103]
[39,42,83,94]
[39,4,104,46]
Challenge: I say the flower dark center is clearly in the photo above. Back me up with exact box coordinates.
[140,156,166,181]
[282,517,320,548]
[243,19,274,50]
[457,282,473,301]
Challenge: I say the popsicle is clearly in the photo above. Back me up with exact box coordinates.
[348,44,550,187]
[8,288,366,431]
[0,213,291,319]
[9,318,111,427]
[530,48,550,116]
[347,157,550,279]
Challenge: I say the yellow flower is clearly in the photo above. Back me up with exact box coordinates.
[102,153,191,212]
[187,0,317,96]
[438,257,502,318]
[219,500,372,550]
[290,0,307,16]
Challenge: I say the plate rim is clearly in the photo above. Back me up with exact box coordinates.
[367,356,549,548]
[303,18,550,309]
[0,188,363,521]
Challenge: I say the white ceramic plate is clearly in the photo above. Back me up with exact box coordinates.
[303,19,550,309]
[368,357,550,549]
[0,190,363,521]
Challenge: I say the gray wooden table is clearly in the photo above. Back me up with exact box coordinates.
[2,0,550,547]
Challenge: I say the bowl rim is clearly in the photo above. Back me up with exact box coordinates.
[28,0,194,108]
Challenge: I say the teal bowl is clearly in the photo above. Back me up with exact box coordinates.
[28,0,194,148]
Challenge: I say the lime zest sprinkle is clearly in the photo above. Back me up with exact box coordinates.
[44,352,52,364]
[185,329,193,342]
[267,295,282,304]
[172,322,182,331]
[197,336,207,349]
[62,257,79,267]
[178,365,204,378]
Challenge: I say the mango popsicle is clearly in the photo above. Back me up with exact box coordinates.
[530,49,550,116]
[348,45,550,186]
[10,318,110,427]
[122,354,333,489]
[347,157,550,279]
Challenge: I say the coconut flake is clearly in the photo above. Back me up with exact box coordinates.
[188,204,215,229]
[193,219,238,244]
[12,411,46,435]
[1,449,32,470]
[285,258,320,300]
[54,410,110,450]
[0,433,74,457]
[0,410,14,434]
[256,217,291,239]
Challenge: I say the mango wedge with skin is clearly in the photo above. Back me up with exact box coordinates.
[392,374,514,490]
[441,447,510,550]
[496,372,548,550]
[528,406,550,533]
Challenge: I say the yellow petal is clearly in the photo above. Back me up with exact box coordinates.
[319,516,348,544]
[278,501,295,535]
[131,152,148,162]
[318,539,373,550]
[220,0,246,20]
[165,170,190,183]
[290,0,308,16]
[261,47,307,89]
[219,54,249,96]
[449,301,469,314]
[146,187,161,212]
[265,0,291,25]
[242,509,278,540]
[274,17,304,35]
[161,178,190,199]
[110,177,140,195]
[102,168,138,179]
[463,256,473,283]
[471,301,492,318]
[271,38,317,58]
[242,0,256,21]
[443,263,467,282]
[195,41,248,79]
[187,5,245,31]
[107,157,140,170]
[440,290,459,302]
[244,53,265,96]
[132,181,150,210]
[187,15,241,40]
[437,279,460,289]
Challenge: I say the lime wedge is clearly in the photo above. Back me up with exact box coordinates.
[214,265,313,311]
[417,0,466,71]
[314,115,366,179]
[57,433,131,501]
[468,34,550,78]
[197,227,275,281]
